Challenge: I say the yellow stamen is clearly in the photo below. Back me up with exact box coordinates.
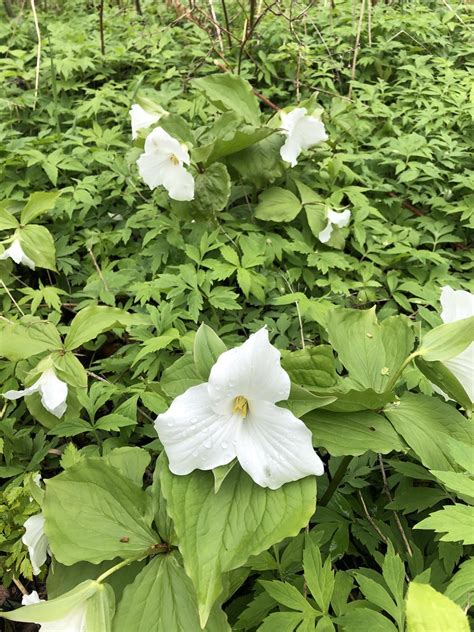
[169,154,180,165]
[233,395,249,418]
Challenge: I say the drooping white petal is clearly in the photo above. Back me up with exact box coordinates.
[444,346,474,403]
[4,376,43,400]
[38,369,68,418]
[143,127,190,165]
[208,327,291,406]
[0,239,35,269]
[129,104,161,140]
[22,591,42,606]
[22,513,49,575]
[318,220,333,244]
[440,285,474,324]
[235,400,324,489]
[19,593,87,632]
[327,208,351,228]
[155,384,237,475]
[136,151,169,190]
[280,107,328,167]
[155,160,195,202]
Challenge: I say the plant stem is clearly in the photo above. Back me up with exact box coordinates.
[385,350,420,393]
[319,455,352,506]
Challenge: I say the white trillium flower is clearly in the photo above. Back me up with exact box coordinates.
[21,592,87,632]
[155,327,324,490]
[22,513,49,575]
[280,107,328,167]
[0,238,35,269]
[435,285,474,402]
[136,127,195,201]
[318,209,351,243]
[4,367,68,418]
[129,103,162,140]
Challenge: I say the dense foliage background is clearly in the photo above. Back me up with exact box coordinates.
[0,0,473,630]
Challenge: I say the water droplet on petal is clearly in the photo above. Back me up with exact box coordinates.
[192,450,199,457]
[166,422,173,427]
[221,441,228,449]
[204,440,212,449]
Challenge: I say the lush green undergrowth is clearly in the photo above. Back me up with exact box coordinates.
[0,0,473,630]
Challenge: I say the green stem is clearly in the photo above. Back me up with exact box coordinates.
[96,544,168,584]
[319,455,353,507]
[385,350,420,393]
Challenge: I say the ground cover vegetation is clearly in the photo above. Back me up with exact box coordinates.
[0,0,473,629]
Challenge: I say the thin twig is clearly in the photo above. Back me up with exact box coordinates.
[87,246,109,292]
[29,0,41,106]
[99,0,105,55]
[367,0,372,47]
[348,0,366,99]
[0,278,25,316]
[378,454,413,558]
[12,577,28,596]
[207,0,224,52]
[358,491,389,545]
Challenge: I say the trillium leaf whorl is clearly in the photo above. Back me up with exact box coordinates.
[155,327,324,489]
[136,127,195,201]
[280,107,328,167]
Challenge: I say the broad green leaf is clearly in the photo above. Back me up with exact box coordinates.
[354,573,399,621]
[132,329,180,366]
[161,354,201,398]
[259,611,305,632]
[193,162,231,213]
[282,384,336,418]
[227,133,285,188]
[326,308,414,393]
[0,580,97,622]
[86,583,115,632]
[193,73,261,126]
[260,579,315,614]
[0,320,61,360]
[21,191,61,224]
[384,393,472,470]
[304,409,403,456]
[430,470,474,501]
[339,609,398,632]
[414,504,474,544]
[446,437,473,473]
[255,187,302,223]
[194,126,274,165]
[444,557,474,608]
[160,459,316,627]
[324,388,395,413]
[194,323,227,380]
[53,350,88,388]
[19,224,56,270]
[305,203,327,239]
[281,346,338,390]
[0,204,20,230]
[415,357,472,413]
[64,305,132,350]
[103,447,151,487]
[382,545,406,609]
[406,582,469,632]
[44,459,158,565]
[418,317,474,361]
[303,537,334,614]
[213,459,237,493]
[113,553,230,632]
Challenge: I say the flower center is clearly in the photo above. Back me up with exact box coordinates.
[169,153,180,165]
[233,395,249,418]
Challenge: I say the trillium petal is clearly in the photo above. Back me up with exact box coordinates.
[4,376,42,400]
[162,164,195,201]
[280,107,307,134]
[41,606,87,632]
[0,240,35,269]
[129,104,161,140]
[22,513,49,575]
[327,208,351,228]
[38,369,68,418]
[155,384,237,475]
[293,115,328,151]
[22,591,42,606]
[208,327,291,406]
[279,137,302,167]
[144,127,190,164]
[440,285,474,324]
[318,220,333,243]
[136,151,169,190]
[444,346,474,403]
[235,400,324,489]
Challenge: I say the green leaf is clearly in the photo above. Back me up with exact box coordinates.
[195,126,274,165]
[0,320,61,360]
[132,329,180,366]
[194,323,227,380]
[354,573,399,621]
[113,553,230,632]
[282,384,336,418]
[281,346,338,390]
[0,203,20,230]
[406,582,469,632]
[53,350,88,388]
[160,458,316,627]
[414,504,474,544]
[21,191,61,224]
[304,409,403,456]
[339,609,398,632]
[103,447,151,487]
[0,580,97,622]
[325,388,395,413]
[43,459,158,565]
[86,583,115,632]
[193,162,231,214]
[161,354,202,398]
[193,73,261,126]
[418,317,474,361]
[415,357,472,413]
[64,305,132,350]
[255,187,302,223]
[444,557,474,608]
[430,470,474,501]
[260,579,315,614]
[259,611,304,632]
[326,308,414,392]
[19,224,56,270]
[384,393,472,470]
[303,537,334,614]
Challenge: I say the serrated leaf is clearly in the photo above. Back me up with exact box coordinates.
[414,504,474,544]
